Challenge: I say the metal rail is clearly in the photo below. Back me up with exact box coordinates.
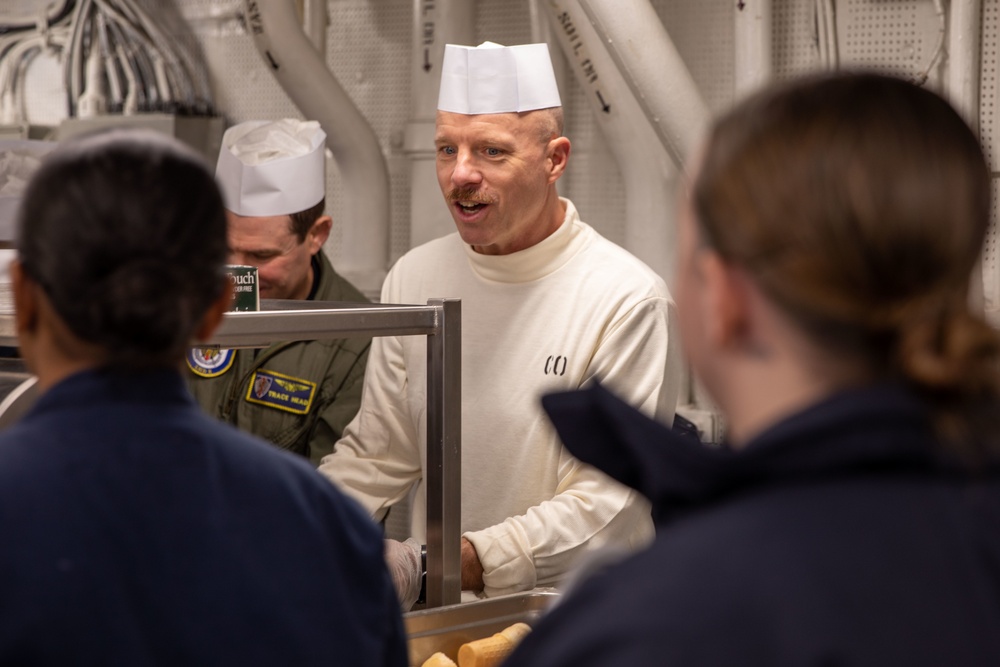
[207,298,463,608]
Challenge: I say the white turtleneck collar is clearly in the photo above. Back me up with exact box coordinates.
[461,198,592,284]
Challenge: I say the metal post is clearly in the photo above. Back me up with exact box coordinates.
[424,298,462,607]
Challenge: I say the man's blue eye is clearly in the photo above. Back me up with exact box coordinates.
[486,148,503,156]
[439,146,456,155]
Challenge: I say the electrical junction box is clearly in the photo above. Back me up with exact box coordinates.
[56,114,225,164]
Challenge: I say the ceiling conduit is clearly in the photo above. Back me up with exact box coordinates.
[538,0,708,286]
[405,0,476,248]
[242,0,390,297]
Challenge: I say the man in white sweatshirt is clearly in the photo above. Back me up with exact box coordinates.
[320,41,682,606]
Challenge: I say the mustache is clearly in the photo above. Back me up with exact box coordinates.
[447,188,498,205]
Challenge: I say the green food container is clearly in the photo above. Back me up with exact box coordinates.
[226,265,259,312]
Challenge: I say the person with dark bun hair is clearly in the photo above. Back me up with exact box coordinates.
[0,129,406,666]
[506,73,1000,666]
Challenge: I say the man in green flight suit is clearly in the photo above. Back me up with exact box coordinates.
[186,119,370,466]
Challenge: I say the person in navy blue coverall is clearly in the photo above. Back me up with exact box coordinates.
[0,128,407,666]
[506,73,1000,666]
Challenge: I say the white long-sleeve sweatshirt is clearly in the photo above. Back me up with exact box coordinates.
[320,199,682,597]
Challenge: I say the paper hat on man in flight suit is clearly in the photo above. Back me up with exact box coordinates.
[215,118,326,217]
[438,42,562,115]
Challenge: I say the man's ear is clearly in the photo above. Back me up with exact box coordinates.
[701,253,753,350]
[546,137,571,184]
[11,260,38,338]
[307,215,332,255]
[193,279,233,343]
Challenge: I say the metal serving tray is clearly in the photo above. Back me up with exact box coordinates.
[405,589,559,666]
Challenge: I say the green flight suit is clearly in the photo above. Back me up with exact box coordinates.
[186,251,370,466]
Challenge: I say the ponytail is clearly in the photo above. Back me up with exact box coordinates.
[693,72,1000,462]
[894,299,1000,459]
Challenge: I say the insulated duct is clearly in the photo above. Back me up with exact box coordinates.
[539,0,708,285]
[242,0,390,296]
[570,0,709,168]
[946,0,982,133]
[300,0,327,55]
[404,0,476,247]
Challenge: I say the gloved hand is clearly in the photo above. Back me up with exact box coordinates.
[384,537,422,611]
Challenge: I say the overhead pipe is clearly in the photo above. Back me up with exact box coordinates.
[300,0,327,55]
[242,0,390,296]
[946,0,982,133]
[571,0,709,169]
[734,0,773,98]
[539,0,708,284]
[405,0,476,247]
[529,0,570,96]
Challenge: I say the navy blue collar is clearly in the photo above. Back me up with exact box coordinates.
[542,383,967,523]
[26,367,194,417]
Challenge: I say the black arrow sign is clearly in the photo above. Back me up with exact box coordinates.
[596,91,611,113]
[423,48,432,72]
[265,50,279,70]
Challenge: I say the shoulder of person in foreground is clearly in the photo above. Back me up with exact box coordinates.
[213,418,410,664]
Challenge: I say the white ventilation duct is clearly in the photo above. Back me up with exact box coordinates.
[946,0,982,134]
[538,0,708,286]
[242,0,390,296]
[404,0,476,248]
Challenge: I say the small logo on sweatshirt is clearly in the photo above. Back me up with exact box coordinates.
[544,355,568,376]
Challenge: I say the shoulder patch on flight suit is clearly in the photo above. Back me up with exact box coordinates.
[245,369,317,415]
[187,348,235,378]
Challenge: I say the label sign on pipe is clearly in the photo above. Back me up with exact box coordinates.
[421,0,436,73]
[552,4,611,114]
[246,1,263,35]
[244,1,280,70]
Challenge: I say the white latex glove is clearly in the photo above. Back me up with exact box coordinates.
[384,537,422,611]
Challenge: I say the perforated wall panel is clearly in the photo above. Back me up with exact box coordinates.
[773,0,821,77]
[839,0,943,83]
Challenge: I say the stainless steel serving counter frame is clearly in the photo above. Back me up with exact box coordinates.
[212,298,462,608]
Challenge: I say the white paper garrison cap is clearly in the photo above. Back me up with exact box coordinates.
[438,41,562,115]
[216,119,326,217]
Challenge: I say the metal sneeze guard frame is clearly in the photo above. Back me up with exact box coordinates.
[207,298,463,608]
